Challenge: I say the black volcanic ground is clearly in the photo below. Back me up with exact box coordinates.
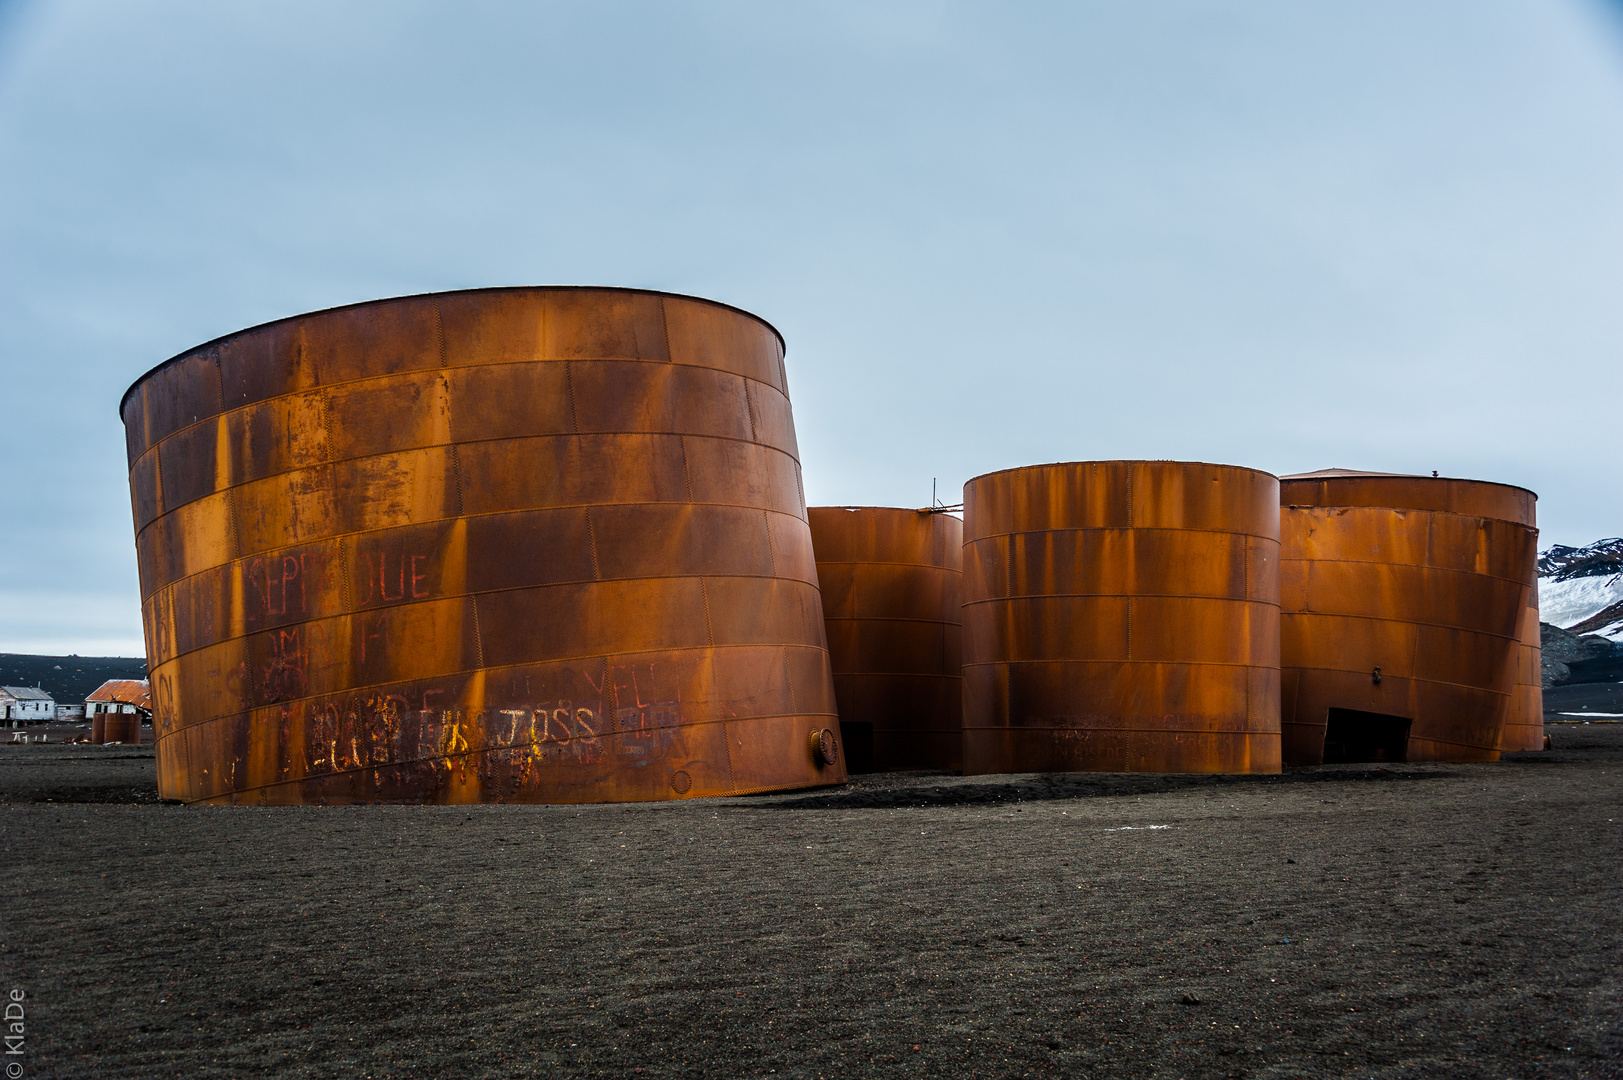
[1,725,1619,1079]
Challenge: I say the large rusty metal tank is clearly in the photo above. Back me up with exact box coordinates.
[121,287,846,804]
[961,461,1282,775]
[807,506,962,772]
[1278,469,1538,764]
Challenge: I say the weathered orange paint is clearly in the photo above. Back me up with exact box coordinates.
[122,287,845,804]
[961,461,1282,775]
[808,506,962,772]
[1278,470,1538,763]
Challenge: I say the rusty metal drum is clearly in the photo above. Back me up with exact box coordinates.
[961,461,1282,775]
[106,713,141,744]
[1278,469,1538,764]
[121,287,845,804]
[91,711,140,745]
[808,507,962,772]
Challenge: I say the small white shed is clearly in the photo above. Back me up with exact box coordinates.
[1,687,57,724]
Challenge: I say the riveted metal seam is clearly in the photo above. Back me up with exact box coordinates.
[127,355,798,463]
[336,535,352,614]
[434,301,448,368]
[743,377,759,443]
[764,510,778,576]
[146,571,831,669]
[964,526,1283,545]
[132,432,809,542]
[137,498,818,597]
[585,508,602,580]
[678,436,694,501]
[1278,663,1519,698]
[962,659,1283,671]
[1278,555,1531,590]
[144,556,828,663]
[962,595,1283,608]
[1280,609,1520,644]
[699,578,715,646]
[832,672,964,681]
[820,617,964,628]
[564,361,581,433]
[142,503,816,596]
[720,718,737,795]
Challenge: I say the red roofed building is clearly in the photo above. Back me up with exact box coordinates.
[86,680,151,744]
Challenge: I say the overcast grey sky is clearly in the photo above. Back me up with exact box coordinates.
[2,1,1620,655]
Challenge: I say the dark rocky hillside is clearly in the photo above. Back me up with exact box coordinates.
[0,654,147,705]
[1540,623,1623,688]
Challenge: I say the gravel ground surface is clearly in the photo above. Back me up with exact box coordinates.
[1,725,1619,1079]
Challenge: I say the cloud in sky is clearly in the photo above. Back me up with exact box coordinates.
[2,0,1621,653]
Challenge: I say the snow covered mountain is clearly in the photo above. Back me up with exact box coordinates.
[1538,538,1623,643]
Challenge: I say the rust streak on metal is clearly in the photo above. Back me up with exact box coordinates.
[960,461,1282,775]
[808,506,963,772]
[122,286,844,805]
[1278,469,1538,764]
[1502,579,1546,752]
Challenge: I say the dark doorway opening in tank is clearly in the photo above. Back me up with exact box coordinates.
[840,721,874,774]
[1323,708,1411,763]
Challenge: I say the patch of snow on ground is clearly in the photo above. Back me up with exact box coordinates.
[1537,574,1623,630]
[1590,620,1623,643]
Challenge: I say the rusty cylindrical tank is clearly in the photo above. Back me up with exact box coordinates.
[962,461,1282,775]
[1278,470,1538,764]
[90,709,140,745]
[121,287,846,804]
[106,713,141,744]
[807,507,962,772]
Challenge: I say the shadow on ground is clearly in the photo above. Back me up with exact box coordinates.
[4,721,1615,809]
[761,763,1456,810]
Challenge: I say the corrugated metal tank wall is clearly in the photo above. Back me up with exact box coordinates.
[961,461,1282,775]
[121,287,845,804]
[1277,471,1538,764]
[808,507,963,772]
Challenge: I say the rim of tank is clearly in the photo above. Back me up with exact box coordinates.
[1279,467,1537,501]
[118,285,787,418]
[808,505,956,513]
[963,459,1280,488]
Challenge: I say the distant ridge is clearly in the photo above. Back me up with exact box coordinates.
[1538,538,1623,581]
[0,655,147,706]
